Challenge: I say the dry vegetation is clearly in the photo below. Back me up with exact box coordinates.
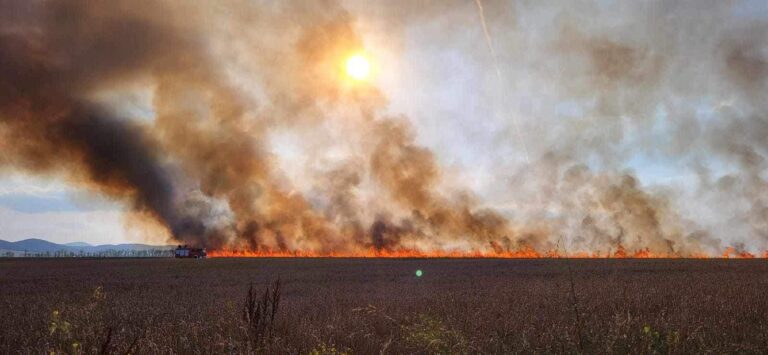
[1,258,767,354]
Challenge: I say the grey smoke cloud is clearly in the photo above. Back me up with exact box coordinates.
[1,0,766,255]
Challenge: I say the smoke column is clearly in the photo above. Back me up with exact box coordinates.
[0,0,766,256]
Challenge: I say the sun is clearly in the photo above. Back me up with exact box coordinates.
[345,54,370,81]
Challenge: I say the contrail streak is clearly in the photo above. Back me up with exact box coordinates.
[474,0,530,164]
[474,0,501,79]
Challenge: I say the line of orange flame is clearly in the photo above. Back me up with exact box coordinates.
[209,246,768,259]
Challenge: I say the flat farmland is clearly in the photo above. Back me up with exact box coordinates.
[1,258,767,354]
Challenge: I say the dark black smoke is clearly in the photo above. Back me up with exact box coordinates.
[0,0,212,242]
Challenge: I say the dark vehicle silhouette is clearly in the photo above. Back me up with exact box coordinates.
[174,245,207,259]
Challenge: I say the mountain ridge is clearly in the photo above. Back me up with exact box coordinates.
[0,238,173,253]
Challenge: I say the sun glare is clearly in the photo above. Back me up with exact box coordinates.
[345,54,370,81]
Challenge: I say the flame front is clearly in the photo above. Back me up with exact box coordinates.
[208,246,766,259]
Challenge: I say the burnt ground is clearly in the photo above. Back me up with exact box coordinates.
[1,258,767,353]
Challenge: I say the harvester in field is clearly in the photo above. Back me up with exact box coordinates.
[174,245,207,259]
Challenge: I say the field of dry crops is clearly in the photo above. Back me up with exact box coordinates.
[1,258,767,354]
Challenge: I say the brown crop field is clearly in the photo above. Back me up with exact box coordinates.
[1,258,767,354]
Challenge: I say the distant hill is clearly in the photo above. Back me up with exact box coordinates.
[0,238,71,253]
[0,238,173,254]
[64,242,93,247]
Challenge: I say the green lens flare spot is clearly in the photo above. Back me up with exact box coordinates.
[415,269,423,277]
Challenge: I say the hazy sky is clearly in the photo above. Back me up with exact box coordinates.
[1,0,767,253]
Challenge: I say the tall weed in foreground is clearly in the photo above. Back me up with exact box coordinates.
[242,279,281,350]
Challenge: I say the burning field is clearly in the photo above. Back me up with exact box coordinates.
[2,1,768,352]
[207,245,768,259]
[2,257,768,353]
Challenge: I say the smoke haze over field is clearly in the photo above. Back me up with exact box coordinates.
[1,0,767,255]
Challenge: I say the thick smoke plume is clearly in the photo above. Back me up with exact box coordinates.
[0,1,209,241]
[1,0,766,256]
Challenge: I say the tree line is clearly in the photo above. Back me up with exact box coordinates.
[2,249,175,258]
